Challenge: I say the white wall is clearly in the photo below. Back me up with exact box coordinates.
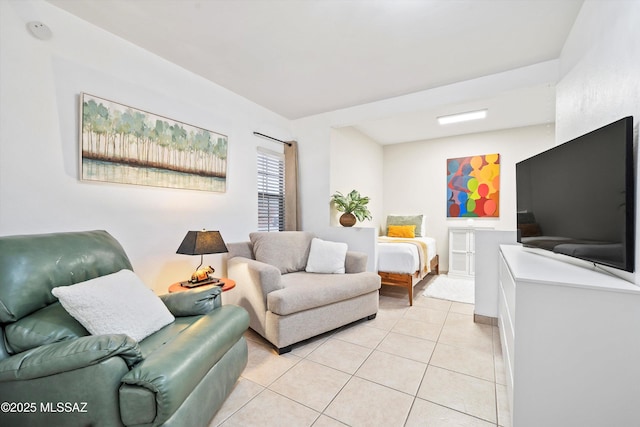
[556,1,640,144]
[291,114,332,231]
[556,0,640,284]
[383,124,555,270]
[329,127,383,230]
[0,0,292,292]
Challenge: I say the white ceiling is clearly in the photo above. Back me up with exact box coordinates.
[46,0,583,144]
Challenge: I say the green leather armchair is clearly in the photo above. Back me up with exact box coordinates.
[0,230,249,427]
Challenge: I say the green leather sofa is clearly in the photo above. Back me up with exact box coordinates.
[0,230,249,427]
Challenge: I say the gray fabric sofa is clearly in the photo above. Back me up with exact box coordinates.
[226,231,381,354]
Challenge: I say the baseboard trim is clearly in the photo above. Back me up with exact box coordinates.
[473,313,497,326]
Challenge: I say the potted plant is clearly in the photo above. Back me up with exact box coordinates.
[331,190,372,227]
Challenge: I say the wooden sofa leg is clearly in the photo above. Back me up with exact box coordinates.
[277,345,293,355]
[367,313,377,320]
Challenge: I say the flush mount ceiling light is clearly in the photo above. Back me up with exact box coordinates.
[437,109,488,125]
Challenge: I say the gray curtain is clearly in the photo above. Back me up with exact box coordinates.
[284,141,300,231]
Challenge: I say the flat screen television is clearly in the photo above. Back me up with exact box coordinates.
[516,116,635,272]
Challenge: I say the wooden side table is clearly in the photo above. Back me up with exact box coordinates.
[168,277,236,293]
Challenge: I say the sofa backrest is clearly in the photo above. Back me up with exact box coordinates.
[0,230,133,357]
[248,231,315,274]
[0,230,132,323]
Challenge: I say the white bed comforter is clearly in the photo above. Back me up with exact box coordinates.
[377,237,436,274]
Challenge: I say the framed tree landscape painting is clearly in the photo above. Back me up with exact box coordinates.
[80,93,228,192]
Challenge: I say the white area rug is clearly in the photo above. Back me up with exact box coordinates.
[423,274,475,304]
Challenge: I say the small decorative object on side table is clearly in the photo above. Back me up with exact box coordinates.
[168,277,236,293]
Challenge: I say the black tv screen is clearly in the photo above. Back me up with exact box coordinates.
[516,116,635,272]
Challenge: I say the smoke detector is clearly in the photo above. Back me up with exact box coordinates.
[27,22,52,40]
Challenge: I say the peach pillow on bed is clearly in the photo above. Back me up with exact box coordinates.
[387,225,416,238]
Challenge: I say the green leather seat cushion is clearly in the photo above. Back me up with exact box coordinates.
[137,316,196,358]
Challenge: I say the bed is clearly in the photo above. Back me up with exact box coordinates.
[377,215,439,305]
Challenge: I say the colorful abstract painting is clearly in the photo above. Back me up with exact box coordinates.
[447,153,500,217]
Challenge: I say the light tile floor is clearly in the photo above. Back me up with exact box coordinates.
[211,277,511,427]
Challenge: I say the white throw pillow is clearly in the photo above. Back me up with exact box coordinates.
[52,269,175,342]
[305,238,348,274]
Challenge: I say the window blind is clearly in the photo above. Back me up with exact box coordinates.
[257,148,284,232]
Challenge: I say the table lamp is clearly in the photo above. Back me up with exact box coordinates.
[176,230,228,286]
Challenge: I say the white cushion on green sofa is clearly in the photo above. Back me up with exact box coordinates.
[52,269,174,342]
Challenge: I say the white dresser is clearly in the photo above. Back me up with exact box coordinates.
[498,245,640,427]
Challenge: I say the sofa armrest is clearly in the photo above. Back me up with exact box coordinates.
[227,241,254,260]
[0,334,142,382]
[120,306,249,426]
[228,256,283,298]
[345,251,368,273]
[159,285,221,316]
